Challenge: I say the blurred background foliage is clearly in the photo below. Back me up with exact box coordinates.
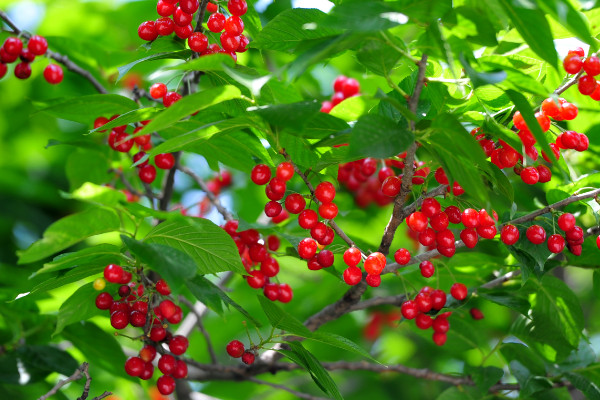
[1,0,600,399]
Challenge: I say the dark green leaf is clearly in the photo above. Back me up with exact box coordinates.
[122,235,197,292]
[34,244,122,276]
[357,39,402,76]
[460,53,507,88]
[143,219,246,274]
[34,94,139,124]
[506,215,555,279]
[54,282,104,335]
[117,50,192,80]
[464,365,504,393]
[17,208,120,264]
[496,0,559,69]
[16,345,79,379]
[322,2,408,32]
[28,265,104,297]
[199,130,273,172]
[478,287,530,315]
[348,114,414,159]
[249,101,321,130]
[65,149,112,191]
[564,372,600,400]
[258,296,312,337]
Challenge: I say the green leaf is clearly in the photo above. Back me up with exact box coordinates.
[166,53,235,71]
[199,130,273,172]
[310,331,376,362]
[435,386,482,400]
[464,365,504,393]
[17,207,120,264]
[251,9,341,52]
[460,53,507,88]
[28,265,104,297]
[143,219,245,274]
[34,94,139,124]
[54,282,103,335]
[329,96,377,122]
[282,342,344,400]
[506,215,555,279]
[249,101,321,130]
[348,114,414,159]
[505,90,554,162]
[496,0,558,69]
[564,372,600,400]
[322,1,409,32]
[34,244,122,276]
[357,39,402,76]
[62,322,129,379]
[529,276,584,351]
[478,287,530,315]
[16,345,79,379]
[122,235,196,292]
[147,118,254,156]
[65,149,112,191]
[258,296,312,337]
[117,50,192,80]
[64,182,127,207]
[536,0,596,49]
[88,107,162,133]
[137,86,242,136]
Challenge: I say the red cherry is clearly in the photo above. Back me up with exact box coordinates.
[430,290,447,310]
[241,351,255,365]
[415,293,432,313]
[559,102,578,120]
[547,234,565,253]
[157,0,176,16]
[381,176,401,197]
[421,198,441,218]
[418,228,436,247]
[578,75,597,95]
[576,133,589,151]
[432,317,449,333]
[298,238,318,259]
[172,360,188,379]
[139,345,157,363]
[366,274,381,287]
[343,266,362,285]
[264,201,282,217]
[125,357,145,377]
[437,245,456,258]
[477,225,497,240]
[569,47,585,57]
[224,15,244,35]
[163,91,182,107]
[155,153,175,169]
[317,250,334,268]
[43,64,63,84]
[419,260,435,278]
[407,211,428,232]
[521,166,539,185]
[565,226,583,242]
[157,375,176,395]
[393,248,410,265]
[460,228,478,248]
[139,164,157,184]
[138,21,158,41]
[341,78,360,98]
[27,35,48,55]
[537,165,552,183]
[436,229,455,248]
[432,332,447,346]
[343,247,362,267]
[364,253,385,275]
[558,213,576,232]
[450,283,468,300]
[263,283,280,301]
[150,326,167,342]
[429,211,449,232]
[401,300,418,319]
[104,264,124,283]
[415,313,433,329]
[284,193,306,214]
[276,162,294,181]
[3,37,23,56]
[95,292,113,310]
[158,354,177,375]
[248,244,268,262]
[333,76,347,92]
[563,53,583,74]
[560,131,580,149]
[14,62,31,79]
[526,225,546,245]
[470,308,485,320]
[156,279,171,295]
[246,270,266,289]
[541,98,560,117]
[149,83,167,99]
[434,167,449,185]
[278,283,293,303]
[180,0,200,14]
[208,12,226,32]
[315,181,336,203]
[188,32,209,53]
[226,340,245,358]
[251,164,271,185]
[318,202,338,219]
[173,7,193,26]
[461,208,479,228]
[156,17,175,36]
[228,0,248,16]
[110,310,129,329]
[297,209,317,229]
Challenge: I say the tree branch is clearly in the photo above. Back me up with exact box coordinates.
[159,152,181,211]
[38,362,111,400]
[178,165,234,221]
[0,9,108,94]
[179,296,218,364]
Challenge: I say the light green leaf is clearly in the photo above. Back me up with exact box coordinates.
[34,94,139,124]
[34,244,122,276]
[54,283,103,335]
[117,50,192,80]
[348,114,414,159]
[166,53,235,71]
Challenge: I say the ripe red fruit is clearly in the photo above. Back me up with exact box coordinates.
[149,83,167,99]
[343,266,363,285]
[437,245,456,258]
[318,202,338,219]
[394,248,411,265]
[157,0,176,16]
[378,167,394,183]
[246,270,266,289]
[298,238,318,259]
[381,176,401,197]
[460,228,478,248]
[415,313,433,329]
[521,166,539,185]
[563,53,583,74]
[276,162,294,181]
[125,357,145,377]
[208,12,226,32]
[156,279,171,295]
[285,193,306,214]
[298,209,318,229]
[342,78,360,98]
[104,264,124,283]
[139,164,157,184]
[264,200,282,217]
[110,310,129,329]
[224,15,244,35]
[129,311,146,327]
[366,274,381,287]
[450,283,468,300]
[344,247,362,267]
[432,317,449,333]
[180,0,200,14]
[28,35,48,55]
[241,351,255,365]
[158,354,176,375]
[477,225,497,240]
[14,62,31,79]
[432,332,447,346]
[436,229,455,248]
[228,0,248,16]
[156,17,175,36]
[565,226,583,242]
[547,234,565,253]
[317,250,334,268]
[430,289,447,310]
[415,293,432,313]
[157,375,176,395]
[559,102,578,120]
[400,300,418,319]
[150,326,167,342]
[537,165,552,183]
[526,225,546,244]
[418,228,436,247]
[560,131,580,149]
[576,133,589,151]
[155,153,175,169]
[187,32,209,53]
[407,211,428,232]
[430,211,449,231]
[226,340,245,358]
[172,360,188,379]
[421,198,441,218]
[315,182,336,203]
[163,91,182,107]
[597,235,600,250]
[43,64,63,84]
[364,252,385,275]
[260,257,280,277]
[251,164,271,185]
[461,208,479,228]
[278,283,293,303]
[578,74,597,95]
[249,243,267,263]
[470,308,485,320]
[139,345,157,363]
[541,98,560,117]
[95,292,113,310]
[558,213,576,231]
[310,222,328,242]
[138,21,158,41]
[4,37,23,56]
[263,283,280,301]
[419,260,435,278]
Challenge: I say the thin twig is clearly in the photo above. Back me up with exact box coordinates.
[195,0,210,33]
[159,152,181,211]
[248,377,330,400]
[109,168,144,198]
[38,363,111,400]
[179,296,218,364]
[178,165,234,221]
[0,9,108,94]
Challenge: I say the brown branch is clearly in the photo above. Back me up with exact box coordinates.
[90,393,112,400]
[195,0,210,33]
[248,377,330,400]
[0,9,108,94]
[38,362,111,400]
[179,296,218,364]
[554,69,585,96]
[109,168,144,199]
[159,152,181,211]
[378,54,429,256]
[178,165,234,221]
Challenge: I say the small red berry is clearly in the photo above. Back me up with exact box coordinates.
[139,164,157,184]
[155,153,175,169]
[43,64,63,84]
[315,182,336,203]
[28,35,48,55]
[125,357,145,377]
[241,351,255,365]
[343,266,362,285]
[226,340,245,358]
[470,308,485,320]
[450,283,468,300]
[547,234,565,253]
[157,375,176,395]
[521,166,539,185]
[208,12,226,32]
[156,279,171,295]
[526,225,546,244]
[163,91,182,107]
[419,260,435,278]
[251,164,271,185]
[149,83,167,99]
[432,332,447,346]
[138,21,158,41]
[401,300,418,319]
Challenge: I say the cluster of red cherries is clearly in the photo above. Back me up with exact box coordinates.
[225,339,256,365]
[563,47,600,99]
[94,265,188,395]
[93,115,176,184]
[221,219,293,303]
[0,35,63,83]
[320,75,361,113]
[138,0,249,61]
[148,81,183,108]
